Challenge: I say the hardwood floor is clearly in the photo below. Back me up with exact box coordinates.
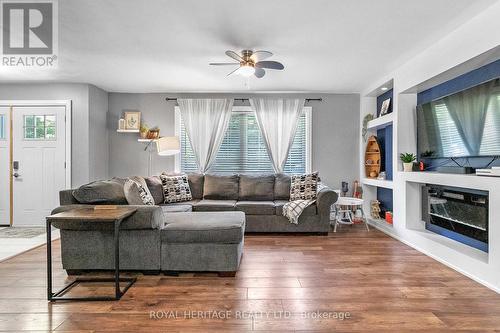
[1,225,500,332]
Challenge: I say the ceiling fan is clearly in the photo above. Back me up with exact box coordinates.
[209,50,284,78]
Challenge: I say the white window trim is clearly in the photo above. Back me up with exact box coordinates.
[174,105,312,174]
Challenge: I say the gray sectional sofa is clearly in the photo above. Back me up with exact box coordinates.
[53,173,337,275]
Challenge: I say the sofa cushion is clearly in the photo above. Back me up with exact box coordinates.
[290,172,319,201]
[144,176,164,205]
[203,174,239,200]
[160,173,193,203]
[274,200,317,216]
[187,173,204,200]
[161,212,245,243]
[160,200,200,213]
[274,173,291,200]
[124,177,155,205]
[161,204,193,213]
[193,199,236,211]
[238,174,275,201]
[235,201,275,215]
[72,178,127,205]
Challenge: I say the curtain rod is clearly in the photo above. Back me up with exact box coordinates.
[165,97,322,102]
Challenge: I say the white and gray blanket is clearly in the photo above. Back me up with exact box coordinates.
[283,183,326,224]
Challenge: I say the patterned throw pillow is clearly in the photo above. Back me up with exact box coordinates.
[289,172,319,201]
[160,173,193,204]
[123,176,155,205]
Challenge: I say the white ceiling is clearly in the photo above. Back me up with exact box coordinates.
[0,0,496,93]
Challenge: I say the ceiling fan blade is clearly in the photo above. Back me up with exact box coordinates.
[254,67,266,78]
[255,61,284,70]
[209,62,239,66]
[226,66,242,76]
[250,50,273,62]
[225,50,243,62]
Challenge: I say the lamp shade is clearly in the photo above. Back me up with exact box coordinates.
[156,136,180,156]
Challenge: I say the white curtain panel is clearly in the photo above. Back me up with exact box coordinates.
[443,81,494,156]
[250,98,305,173]
[178,98,234,173]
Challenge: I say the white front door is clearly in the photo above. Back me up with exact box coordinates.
[0,107,10,226]
[11,106,67,226]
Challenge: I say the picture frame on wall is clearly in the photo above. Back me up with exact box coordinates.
[124,111,141,130]
[380,98,391,116]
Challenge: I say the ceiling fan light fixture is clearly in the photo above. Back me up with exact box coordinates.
[239,63,255,77]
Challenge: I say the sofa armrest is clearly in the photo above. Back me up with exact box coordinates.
[316,185,338,217]
[59,189,79,205]
[50,204,164,230]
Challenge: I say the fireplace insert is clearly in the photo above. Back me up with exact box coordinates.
[422,185,488,252]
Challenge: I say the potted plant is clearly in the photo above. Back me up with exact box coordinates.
[400,153,416,172]
[139,123,149,139]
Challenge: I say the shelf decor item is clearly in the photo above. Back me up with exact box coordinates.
[139,123,149,139]
[118,118,125,130]
[380,98,391,116]
[400,152,416,172]
[124,111,141,130]
[385,211,393,224]
[365,135,381,178]
[370,200,381,219]
[362,113,374,142]
[146,126,160,139]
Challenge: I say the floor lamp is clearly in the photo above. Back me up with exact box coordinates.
[144,136,180,176]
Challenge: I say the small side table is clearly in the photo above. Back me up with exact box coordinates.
[333,197,369,232]
[46,207,137,301]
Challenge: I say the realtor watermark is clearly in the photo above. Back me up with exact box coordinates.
[0,0,58,67]
[149,310,352,321]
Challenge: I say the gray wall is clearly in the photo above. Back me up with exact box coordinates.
[89,85,109,180]
[0,83,110,186]
[109,93,360,189]
[0,83,90,186]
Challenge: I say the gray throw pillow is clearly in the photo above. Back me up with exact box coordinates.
[124,176,155,205]
[290,172,319,201]
[72,178,127,204]
[144,176,164,205]
[160,173,193,203]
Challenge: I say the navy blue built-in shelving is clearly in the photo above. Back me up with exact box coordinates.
[375,89,394,213]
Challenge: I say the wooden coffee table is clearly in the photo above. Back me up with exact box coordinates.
[46,207,137,301]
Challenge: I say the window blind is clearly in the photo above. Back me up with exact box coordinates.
[180,110,308,174]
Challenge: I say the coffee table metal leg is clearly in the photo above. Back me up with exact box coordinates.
[46,220,52,301]
[114,220,120,299]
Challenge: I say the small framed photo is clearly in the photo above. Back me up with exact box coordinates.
[124,111,141,130]
[380,98,391,116]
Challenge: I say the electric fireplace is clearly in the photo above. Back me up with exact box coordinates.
[422,185,489,252]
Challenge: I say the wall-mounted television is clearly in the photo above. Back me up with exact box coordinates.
[417,78,500,159]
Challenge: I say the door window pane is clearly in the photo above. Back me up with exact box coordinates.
[23,115,56,140]
[24,127,35,139]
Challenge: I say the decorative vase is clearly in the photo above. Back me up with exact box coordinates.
[140,131,148,139]
[403,162,413,172]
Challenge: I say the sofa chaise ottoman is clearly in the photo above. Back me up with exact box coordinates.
[161,212,245,276]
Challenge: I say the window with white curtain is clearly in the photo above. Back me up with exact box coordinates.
[433,102,469,157]
[479,93,500,155]
[176,106,311,174]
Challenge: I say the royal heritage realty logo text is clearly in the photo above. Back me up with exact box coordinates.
[1,0,58,67]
